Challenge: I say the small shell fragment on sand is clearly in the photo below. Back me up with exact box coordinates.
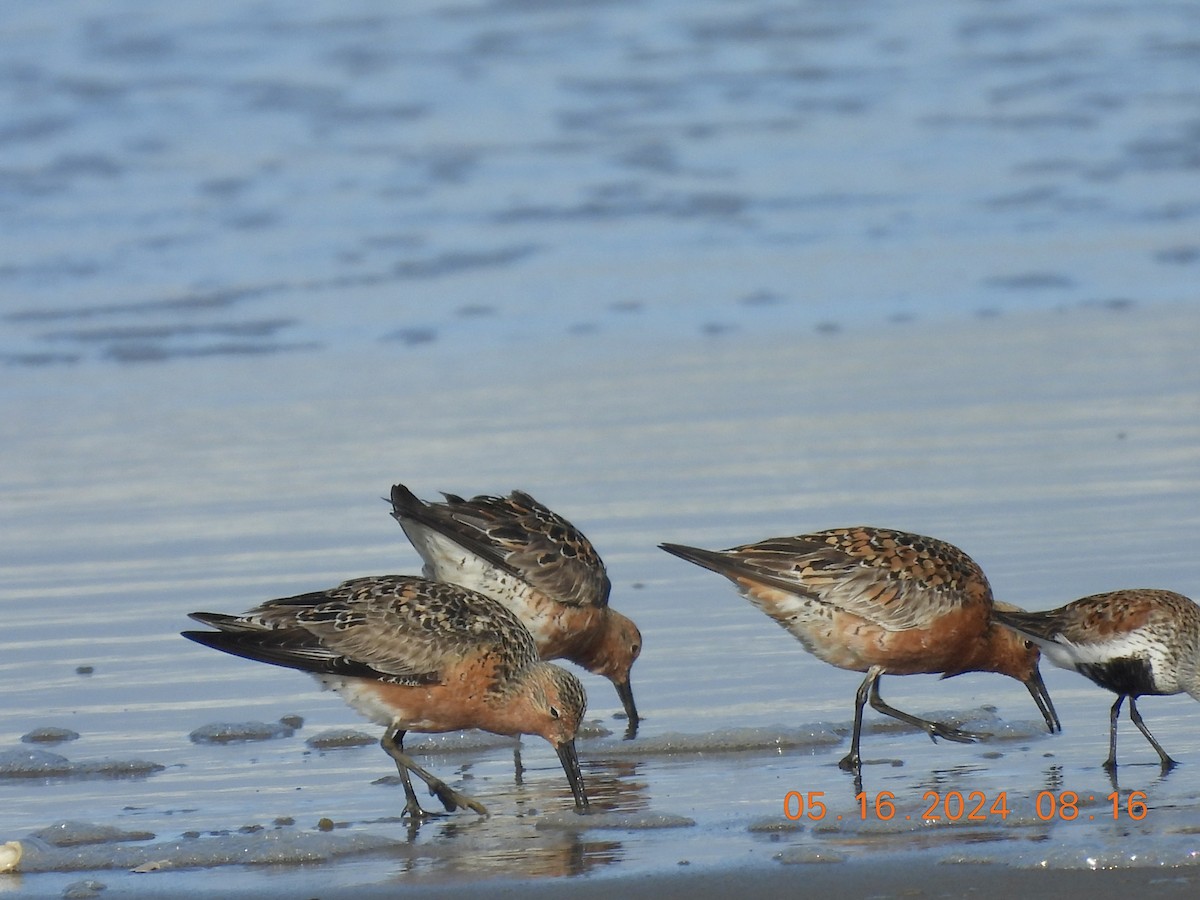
[0,840,23,873]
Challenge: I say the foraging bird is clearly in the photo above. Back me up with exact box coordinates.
[389,483,642,735]
[995,589,1200,771]
[183,575,589,818]
[660,527,1060,772]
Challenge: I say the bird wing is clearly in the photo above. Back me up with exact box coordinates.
[186,576,539,685]
[390,484,611,609]
[665,527,989,632]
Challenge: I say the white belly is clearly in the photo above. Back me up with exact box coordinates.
[315,676,443,731]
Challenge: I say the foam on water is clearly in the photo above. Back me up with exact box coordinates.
[30,822,155,848]
[305,729,377,750]
[187,720,296,744]
[0,749,165,781]
[12,824,401,874]
[536,811,697,831]
[589,724,843,756]
[20,728,80,745]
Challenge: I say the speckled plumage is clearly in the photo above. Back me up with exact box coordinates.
[393,486,610,609]
[995,588,1200,770]
[183,575,589,818]
[661,527,1060,773]
[390,484,642,733]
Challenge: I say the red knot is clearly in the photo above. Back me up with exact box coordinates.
[661,527,1060,772]
[390,484,641,735]
[184,575,589,818]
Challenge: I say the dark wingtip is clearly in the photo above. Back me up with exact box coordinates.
[992,608,1018,627]
[389,483,424,520]
[181,629,224,650]
[993,607,1062,645]
[658,542,698,561]
[658,542,729,574]
[186,611,232,628]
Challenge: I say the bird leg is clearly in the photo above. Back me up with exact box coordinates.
[1103,696,1123,772]
[381,727,429,820]
[381,723,489,818]
[1127,696,1177,771]
[839,667,877,772]
[867,672,989,745]
[513,739,525,784]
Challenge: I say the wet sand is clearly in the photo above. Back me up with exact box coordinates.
[9,859,1198,900]
[3,302,1200,897]
[346,862,1200,900]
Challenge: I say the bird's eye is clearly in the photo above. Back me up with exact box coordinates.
[549,706,561,719]
[1025,640,1035,650]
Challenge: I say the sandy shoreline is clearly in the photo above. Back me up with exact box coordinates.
[3,302,1200,898]
[379,863,1200,900]
[22,860,1190,900]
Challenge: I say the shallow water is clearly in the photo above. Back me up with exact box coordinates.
[3,0,1200,896]
[4,0,1200,364]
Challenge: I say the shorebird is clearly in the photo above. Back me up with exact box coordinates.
[660,528,1060,772]
[389,483,642,735]
[183,575,589,818]
[995,589,1200,771]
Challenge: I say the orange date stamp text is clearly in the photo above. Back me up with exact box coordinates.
[782,790,1149,822]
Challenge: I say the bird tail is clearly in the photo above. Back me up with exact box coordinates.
[992,607,1061,642]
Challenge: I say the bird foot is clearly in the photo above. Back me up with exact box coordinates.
[1104,756,1178,774]
[925,722,989,745]
[427,779,489,816]
[402,799,440,821]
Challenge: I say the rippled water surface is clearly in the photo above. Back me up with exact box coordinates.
[3,0,1200,896]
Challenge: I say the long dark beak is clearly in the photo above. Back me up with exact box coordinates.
[1026,667,1061,733]
[616,679,640,738]
[555,739,589,812]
